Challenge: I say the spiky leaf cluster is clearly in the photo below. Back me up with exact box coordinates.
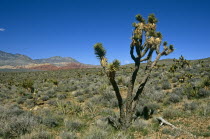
[132,14,166,48]
[107,59,120,72]
[112,59,120,71]
[163,41,168,46]
[169,45,174,51]
[148,14,158,24]
[94,43,106,59]
[135,14,145,23]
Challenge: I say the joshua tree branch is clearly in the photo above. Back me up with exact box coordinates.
[130,43,136,62]
[131,52,164,113]
[140,46,149,58]
[109,77,125,122]
[140,49,154,62]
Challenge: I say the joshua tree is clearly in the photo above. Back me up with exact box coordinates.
[173,55,190,69]
[93,14,174,129]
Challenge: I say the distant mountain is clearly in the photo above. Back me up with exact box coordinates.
[34,56,79,64]
[0,51,34,66]
[0,50,94,71]
[0,51,79,66]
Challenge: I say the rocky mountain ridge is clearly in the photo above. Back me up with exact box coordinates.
[0,51,94,70]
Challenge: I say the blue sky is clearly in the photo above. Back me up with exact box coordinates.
[0,0,209,65]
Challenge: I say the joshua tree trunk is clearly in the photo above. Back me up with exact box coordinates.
[94,13,174,129]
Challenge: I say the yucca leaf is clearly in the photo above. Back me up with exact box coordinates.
[94,43,106,59]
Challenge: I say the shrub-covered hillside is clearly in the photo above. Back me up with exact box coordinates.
[0,58,209,138]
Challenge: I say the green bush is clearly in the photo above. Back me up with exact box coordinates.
[16,97,26,104]
[31,131,53,139]
[183,102,198,111]
[42,117,60,128]
[57,94,67,100]
[171,77,178,83]
[65,119,84,132]
[41,95,50,101]
[21,79,34,93]
[0,106,37,138]
[168,93,181,103]
[163,108,180,119]
[162,80,171,90]
[83,127,107,139]
[197,88,210,98]
[59,131,77,139]
[162,128,181,136]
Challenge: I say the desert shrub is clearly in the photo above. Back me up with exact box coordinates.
[113,131,134,139]
[152,72,159,78]
[189,78,200,86]
[25,99,35,107]
[146,103,160,113]
[90,89,117,108]
[172,87,184,96]
[151,79,159,85]
[59,131,77,139]
[0,105,24,118]
[45,89,56,98]
[0,106,37,138]
[131,119,148,131]
[162,128,181,136]
[174,73,182,80]
[31,131,53,139]
[168,93,181,103]
[171,77,178,83]
[17,97,26,104]
[42,82,54,88]
[183,84,198,99]
[56,84,77,92]
[131,121,149,136]
[84,102,97,114]
[0,91,10,100]
[50,79,59,86]
[47,100,57,106]
[117,76,124,85]
[163,108,180,119]
[72,91,84,97]
[21,79,34,92]
[109,98,118,108]
[155,85,161,90]
[150,90,165,102]
[183,83,209,99]
[64,119,84,132]
[26,93,33,99]
[54,101,81,115]
[41,95,49,101]
[83,127,107,139]
[77,96,85,103]
[100,97,118,108]
[199,76,210,88]
[161,80,171,90]
[85,92,94,99]
[94,118,112,131]
[192,130,210,137]
[199,103,210,116]
[99,108,116,117]
[183,102,198,111]
[42,116,60,128]
[167,73,173,79]
[197,88,210,98]
[101,90,115,100]
[117,76,130,87]
[57,94,67,100]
